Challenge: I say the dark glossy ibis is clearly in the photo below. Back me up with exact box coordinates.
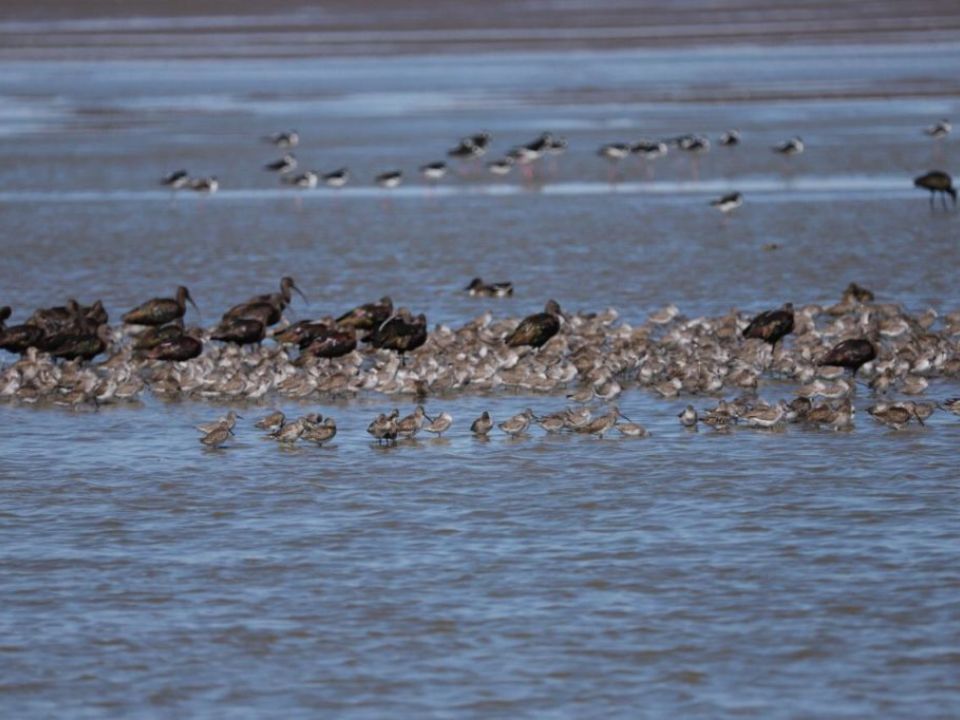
[0,324,46,355]
[303,327,357,359]
[123,286,198,326]
[368,311,427,362]
[336,296,393,330]
[743,303,794,346]
[212,318,266,346]
[505,300,562,349]
[914,170,956,209]
[819,338,877,376]
[145,335,203,362]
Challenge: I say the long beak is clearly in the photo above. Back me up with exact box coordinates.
[424,412,434,423]
[617,411,633,423]
[292,283,308,305]
[187,293,201,320]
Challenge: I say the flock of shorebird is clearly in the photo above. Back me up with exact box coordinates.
[160,119,956,212]
[3,273,960,449]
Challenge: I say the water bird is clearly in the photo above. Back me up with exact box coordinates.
[598,143,631,161]
[819,338,877,376]
[923,119,951,138]
[161,169,190,189]
[123,286,199,326]
[367,409,400,445]
[47,324,111,362]
[710,191,743,214]
[302,327,357,359]
[913,171,956,208]
[337,296,393,330]
[322,168,349,188]
[719,130,741,146]
[264,130,299,148]
[498,409,536,437]
[145,334,203,361]
[773,137,804,155]
[197,410,241,434]
[466,278,514,298]
[505,300,561,349]
[448,132,490,159]
[264,153,297,173]
[0,306,10,331]
[397,405,430,439]
[375,170,403,188]
[742,302,794,346]
[867,403,914,430]
[283,171,318,189]
[578,406,628,438]
[190,176,218,193]
[677,134,710,153]
[470,411,493,436]
[212,317,265,346]
[0,323,46,355]
[419,162,447,182]
[678,405,698,427]
[255,410,285,432]
[741,401,788,429]
[367,311,428,362]
[274,417,306,444]
[272,319,330,347]
[200,425,232,449]
[303,417,337,446]
[617,421,648,438]
[486,158,514,176]
[631,140,667,159]
[423,411,453,437]
[132,323,184,351]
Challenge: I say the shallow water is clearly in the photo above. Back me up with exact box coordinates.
[2,16,960,720]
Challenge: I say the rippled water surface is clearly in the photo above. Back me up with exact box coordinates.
[2,6,960,717]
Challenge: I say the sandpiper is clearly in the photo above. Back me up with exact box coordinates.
[617,421,648,438]
[710,191,743,214]
[197,410,241,434]
[274,418,306,444]
[303,417,337,446]
[367,409,400,446]
[470,411,493,436]
[264,153,297,173]
[678,405,698,427]
[423,411,453,437]
[466,278,514,298]
[867,403,914,430]
[375,170,403,188]
[741,401,787,429]
[255,410,285,433]
[940,397,960,416]
[630,140,668,160]
[397,405,430,439]
[598,143,631,161]
[200,425,232,449]
[499,408,536,437]
[579,406,629,438]
[161,169,190,189]
[773,137,804,155]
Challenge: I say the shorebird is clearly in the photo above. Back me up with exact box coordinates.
[145,335,203,361]
[264,130,299,148]
[505,300,562,349]
[913,171,956,209]
[303,417,337,446]
[47,324,112,362]
[161,169,190,190]
[397,405,430,439]
[617,421,648,438]
[499,409,536,437]
[367,409,400,445]
[819,338,877,376]
[1,323,47,355]
[486,158,514,176]
[578,406,628,438]
[264,153,297,173]
[337,296,393,330]
[375,170,403,188]
[212,318,265,346]
[678,405,698,427]
[773,137,804,155]
[367,311,427,362]
[423,411,453,437]
[190,176,218,193]
[283,171,318,189]
[302,327,357,359]
[466,278,514,298]
[197,410,241,434]
[940,397,960,416]
[631,140,668,160]
[741,401,788,429]
[0,305,10,332]
[677,134,710,153]
[322,168,349,188]
[255,410,285,433]
[710,191,743,214]
[123,286,199,326]
[448,132,490,159]
[719,129,741,146]
[742,302,794,347]
[470,411,493,436]
[274,418,306,444]
[867,403,914,430]
[200,425,232,449]
[598,143,631,162]
[923,119,951,139]
[419,162,447,182]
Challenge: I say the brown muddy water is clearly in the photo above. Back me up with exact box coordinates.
[1,4,960,718]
